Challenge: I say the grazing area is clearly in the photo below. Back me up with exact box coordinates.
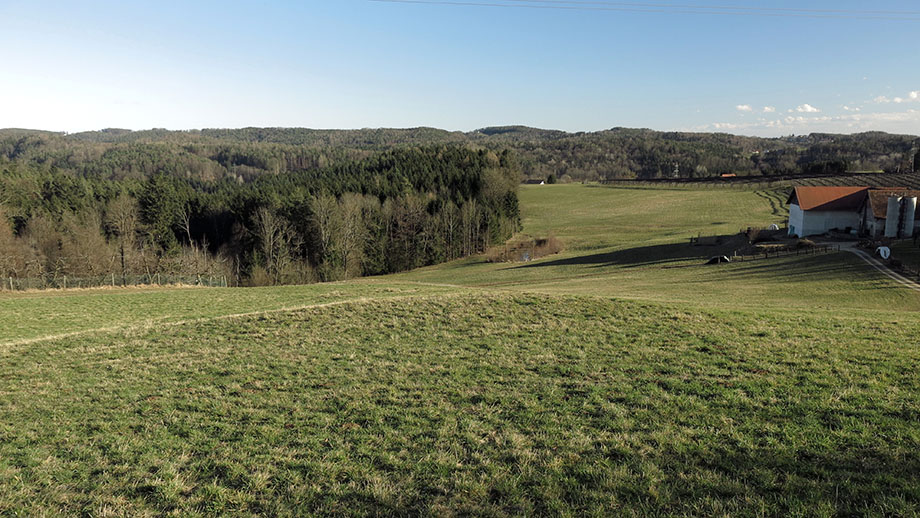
[0,282,456,345]
[3,294,920,516]
[400,185,920,313]
[2,184,919,516]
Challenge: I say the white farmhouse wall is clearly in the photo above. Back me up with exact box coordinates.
[788,203,805,237]
[788,204,860,237]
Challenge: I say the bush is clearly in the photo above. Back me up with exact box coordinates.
[486,235,564,263]
[246,265,273,287]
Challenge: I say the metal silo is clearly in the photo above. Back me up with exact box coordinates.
[885,196,902,238]
[902,197,917,238]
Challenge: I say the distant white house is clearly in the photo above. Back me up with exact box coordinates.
[787,186,920,238]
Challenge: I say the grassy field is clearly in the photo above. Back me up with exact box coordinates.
[2,184,919,516]
[3,294,919,516]
[0,282,457,345]
[515,184,787,251]
[398,185,920,313]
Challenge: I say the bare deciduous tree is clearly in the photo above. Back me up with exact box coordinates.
[106,194,140,285]
[253,207,299,285]
[339,193,368,278]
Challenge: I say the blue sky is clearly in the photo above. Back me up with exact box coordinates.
[1,0,918,136]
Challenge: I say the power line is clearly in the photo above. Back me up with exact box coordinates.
[501,0,920,17]
[367,0,920,20]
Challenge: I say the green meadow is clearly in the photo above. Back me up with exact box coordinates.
[2,184,919,516]
[399,185,920,313]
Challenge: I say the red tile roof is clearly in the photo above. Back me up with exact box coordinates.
[866,188,920,219]
[789,186,869,211]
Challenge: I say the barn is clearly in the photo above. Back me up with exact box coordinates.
[787,186,920,238]
[787,186,867,238]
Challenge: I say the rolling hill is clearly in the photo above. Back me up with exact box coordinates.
[1,184,919,515]
[3,126,918,182]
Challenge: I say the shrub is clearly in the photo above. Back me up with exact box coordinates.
[486,235,564,263]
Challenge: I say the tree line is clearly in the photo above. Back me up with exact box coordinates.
[0,145,520,286]
[2,126,917,186]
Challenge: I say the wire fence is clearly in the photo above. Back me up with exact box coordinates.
[602,171,920,190]
[730,244,840,263]
[1,273,230,292]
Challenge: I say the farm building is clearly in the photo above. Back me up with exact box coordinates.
[787,186,920,238]
[861,188,920,238]
[787,186,867,237]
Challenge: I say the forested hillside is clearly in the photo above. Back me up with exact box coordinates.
[1,124,918,286]
[0,145,520,286]
[2,126,918,184]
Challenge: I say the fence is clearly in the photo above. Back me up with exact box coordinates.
[1,273,230,292]
[688,226,788,246]
[602,171,920,189]
[730,244,840,263]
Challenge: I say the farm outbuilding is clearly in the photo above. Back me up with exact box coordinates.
[787,186,866,237]
[787,186,920,238]
[861,188,920,238]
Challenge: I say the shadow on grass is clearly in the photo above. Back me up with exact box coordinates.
[667,443,920,514]
[505,239,740,271]
[716,254,867,281]
[333,434,920,515]
[683,253,908,292]
[504,244,909,294]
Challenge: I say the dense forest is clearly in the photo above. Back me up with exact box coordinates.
[0,144,521,286]
[2,126,918,184]
[1,125,918,286]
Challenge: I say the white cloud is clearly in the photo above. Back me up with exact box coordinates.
[763,106,776,113]
[702,109,920,135]
[796,104,820,113]
[875,91,919,104]
[843,105,860,112]
[736,104,753,112]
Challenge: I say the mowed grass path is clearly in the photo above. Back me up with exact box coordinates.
[0,282,456,344]
[2,294,919,516]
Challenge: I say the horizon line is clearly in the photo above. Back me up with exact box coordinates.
[1,125,917,140]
